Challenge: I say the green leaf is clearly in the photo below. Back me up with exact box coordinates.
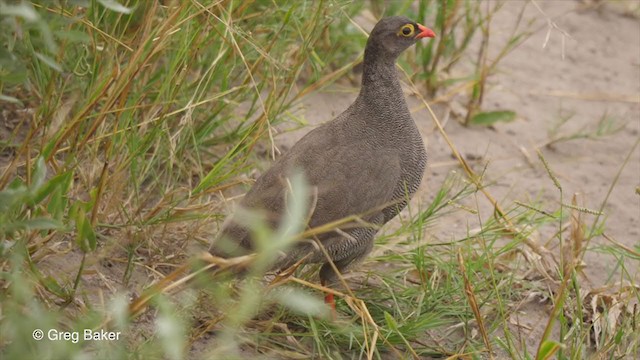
[31,157,47,190]
[75,211,97,253]
[48,187,64,220]
[2,218,63,234]
[54,29,91,43]
[34,52,62,72]
[155,296,185,360]
[46,171,73,220]
[110,294,131,331]
[33,170,73,205]
[97,0,133,14]
[22,218,63,231]
[0,94,23,105]
[41,275,69,298]
[469,110,517,126]
[384,311,399,331]
[68,201,82,222]
[536,340,562,360]
[272,287,327,317]
[81,218,97,252]
[0,186,28,212]
[0,2,39,21]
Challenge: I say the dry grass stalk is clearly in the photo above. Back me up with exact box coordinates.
[583,283,640,351]
[457,249,493,358]
[562,194,585,277]
[536,149,561,192]
[529,90,640,103]
[128,252,255,318]
[602,233,640,258]
[514,200,554,218]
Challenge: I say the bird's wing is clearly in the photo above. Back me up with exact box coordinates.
[241,132,401,231]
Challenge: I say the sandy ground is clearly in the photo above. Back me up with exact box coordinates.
[283,0,639,281]
[273,0,639,354]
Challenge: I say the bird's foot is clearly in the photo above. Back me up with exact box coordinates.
[324,290,337,320]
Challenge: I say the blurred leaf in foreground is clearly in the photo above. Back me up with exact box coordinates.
[469,110,517,126]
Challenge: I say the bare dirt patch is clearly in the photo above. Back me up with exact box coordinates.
[273,0,639,353]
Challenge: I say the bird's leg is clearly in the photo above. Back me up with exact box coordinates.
[318,225,380,319]
[321,279,336,308]
[318,254,364,321]
[320,278,337,320]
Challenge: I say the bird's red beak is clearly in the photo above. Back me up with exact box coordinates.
[416,23,436,39]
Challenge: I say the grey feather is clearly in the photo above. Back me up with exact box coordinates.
[210,16,431,285]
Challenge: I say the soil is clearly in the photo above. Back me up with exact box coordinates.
[284,0,639,283]
[275,0,639,355]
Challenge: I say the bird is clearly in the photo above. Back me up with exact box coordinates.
[210,16,435,307]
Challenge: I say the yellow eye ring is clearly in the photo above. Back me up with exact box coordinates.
[398,24,415,37]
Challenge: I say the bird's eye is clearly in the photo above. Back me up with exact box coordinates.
[399,24,414,37]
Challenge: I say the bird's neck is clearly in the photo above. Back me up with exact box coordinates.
[360,43,400,94]
[357,43,410,127]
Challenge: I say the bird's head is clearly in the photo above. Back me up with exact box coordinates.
[367,16,436,58]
